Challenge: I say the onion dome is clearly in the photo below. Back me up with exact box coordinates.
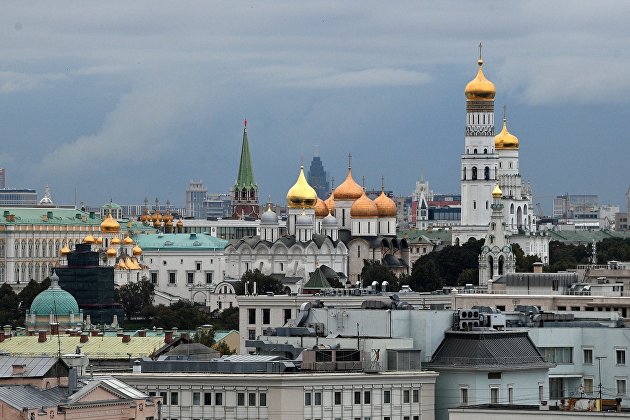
[96,237,103,245]
[334,168,363,201]
[83,234,96,244]
[100,213,120,233]
[140,208,151,223]
[492,184,503,198]
[374,191,397,217]
[60,245,71,256]
[464,59,496,101]
[315,198,329,218]
[322,211,338,227]
[324,194,335,214]
[261,204,279,224]
[132,245,143,256]
[30,272,79,316]
[111,237,121,245]
[153,218,162,228]
[494,117,519,149]
[176,219,183,228]
[106,246,117,257]
[165,218,173,227]
[287,166,317,209]
[152,210,161,223]
[296,211,313,226]
[351,192,378,218]
[123,236,134,245]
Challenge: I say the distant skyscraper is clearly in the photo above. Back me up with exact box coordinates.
[231,120,259,219]
[0,168,5,189]
[186,180,208,219]
[307,154,330,199]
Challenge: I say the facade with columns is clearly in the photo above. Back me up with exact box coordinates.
[452,50,548,263]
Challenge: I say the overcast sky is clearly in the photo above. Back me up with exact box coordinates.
[1,1,629,213]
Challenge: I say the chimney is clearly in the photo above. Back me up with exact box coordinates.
[172,327,178,337]
[122,334,131,343]
[138,329,146,337]
[38,330,47,343]
[12,364,25,376]
[533,262,543,273]
[180,332,189,341]
[80,333,89,343]
[0,331,5,343]
[164,330,173,344]
[132,360,142,374]
[3,325,11,337]
[91,329,99,337]
[50,323,59,336]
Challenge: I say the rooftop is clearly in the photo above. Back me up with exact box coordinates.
[0,207,101,226]
[134,232,228,250]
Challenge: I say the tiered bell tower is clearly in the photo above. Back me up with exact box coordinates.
[232,119,260,219]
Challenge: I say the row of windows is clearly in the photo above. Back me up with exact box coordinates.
[150,271,214,285]
[305,388,420,406]
[149,390,267,407]
[541,347,628,366]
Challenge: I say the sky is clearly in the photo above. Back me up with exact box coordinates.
[1,1,629,214]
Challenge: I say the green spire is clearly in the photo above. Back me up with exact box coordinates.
[235,119,257,190]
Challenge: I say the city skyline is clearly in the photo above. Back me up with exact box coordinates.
[1,2,629,212]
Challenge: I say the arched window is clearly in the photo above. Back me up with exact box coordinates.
[488,256,494,278]
[463,167,467,180]
[498,256,505,275]
[474,148,478,154]
[484,166,490,180]
[472,167,478,180]
[491,222,496,230]
[241,188,247,200]
[484,148,487,154]
[510,203,515,215]
[489,235,494,244]
[473,200,477,210]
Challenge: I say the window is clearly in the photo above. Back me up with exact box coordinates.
[160,391,167,404]
[508,386,513,404]
[412,389,419,403]
[284,309,292,324]
[584,378,594,394]
[460,387,468,405]
[354,391,361,404]
[262,308,270,325]
[550,378,565,399]
[248,308,256,324]
[334,391,342,405]
[473,200,476,210]
[539,384,544,401]
[617,379,627,395]
[583,348,593,364]
[192,392,200,405]
[314,392,322,405]
[490,387,499,404]
[617,349,626,365]
[249,392,256,406]
[260,393,267,407]
[305,392,312,406]
[488,372,501,379]
[472,166,477,180]
[187,272,194,284]
[403,390,410,403]
[383,390,391,404]
[170,391,179,405]
[364,391,371,404]
[196,262,201,271]
[204,392,212,405]
[540,347,573,364]
[215,392,223,405]
[357,245,361,258]
[168,272,176,284]
[248,329,255,340]
[205,272,213,284]
[237,392,245,406]
[150,272,158,284]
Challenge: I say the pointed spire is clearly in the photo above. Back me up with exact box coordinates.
[235,119,257,190]
[381,176,385,192]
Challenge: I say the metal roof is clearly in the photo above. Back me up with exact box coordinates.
[0,385,66,410]
[134,232,227,250]
[0,207,101,226]
[0,356,61,378]
[67,376,148,403]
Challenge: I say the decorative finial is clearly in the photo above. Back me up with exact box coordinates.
[330,176,335,192]
[348,153,352,170]
[503,104,507,122]
[478,42,483,65]
[381,176,385,192]
[314,145,319,157]
[301,155,304,166]
[362,176,365,189]
[244,118,247,128]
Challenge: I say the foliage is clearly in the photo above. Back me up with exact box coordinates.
[213,341,236,356]
[0,283,20,325]
[141,300,212,330]
[512,244,542,272]
[456,268,478,286]
[408,238,484,291]
[360,261,400,292]
[596,238,630,263]
[545,241,590,272]
[209,306,239,331]
[193,327,215,347]
[235,269,284,295]
[117,279,155,320]
[17,278,51,312]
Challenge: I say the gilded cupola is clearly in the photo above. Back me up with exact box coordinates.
[492,184,503,198]
[106,246,117,257]
[324,194,335,214]
[464,55,496,101]
[315,198,329,218]
[351,192,379,218]
[100,213,120,233]
[132,245,142,256]
[83,234,96,245]
[494,116,519,149]
[60,245,71,256]
[286,166,317,209]
[334,167,363,201]
[123,236,134,245]
[374,191,397,218]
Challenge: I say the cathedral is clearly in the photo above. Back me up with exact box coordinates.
[452,48,549,263]
[225,158,409,288]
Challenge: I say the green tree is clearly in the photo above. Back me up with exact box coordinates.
[360,261,400,291]
[142,300,212,330]
[213,341,235,356]
[235,269,284,295]
[0,283,20,325]
[193,326,215,347]
[117,279,155,321]
[456,268,478,287]
[512,244,542,272]
[18,278,51,312]
[210,306,239,331]
[546,241,590,272]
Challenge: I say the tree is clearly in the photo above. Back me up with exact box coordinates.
[193,326,215,347]
[456,268,478,287]
[18,278,51,312]
[235,269,284,295]
[142,300,212,330]
[212,341,235,356]
[546,241,590,272]
[117,279,155,320]
[360,261,400,292]
[512,244,541,272]
[210,306,239,331]
[0,283,20,325]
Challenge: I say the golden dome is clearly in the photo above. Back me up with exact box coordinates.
[106,247,117,257]
[96,237,103,245]
[153,218,162,228]
[324,194,335,214]
[60,245,71,256]
[111,237,121,245]
[351,192,378,218]
[165,218,173,227]
[374,191,397,217]
[334,168,364,201]
[123,236,134,245]
[464,60,496,101]
[132,245,142,256]
[286,166,317,209]
[492,184,503,198]
[494,117,519,149]
[100,213,120,233]
[83,234,96,244]
[315,198,329,218]
[176,219,183,228]
[152,211,161,223]
[140,208,151,223]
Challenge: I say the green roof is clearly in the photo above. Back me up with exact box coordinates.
[134,233,228,250]
[547,230,630,244]
[214,330,238,342]
[0,207,101,226]
[234,124,257,190]
[30,274,79,316]
[303,267,331,290]
[102,202,122,209]
[399,228,453,244]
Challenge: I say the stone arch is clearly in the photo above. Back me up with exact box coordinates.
[472,167,477,180]
[517,206,523,230]
[488,255,494,278]
[192,291,206,305]
[484,166,490,180]
[498,255,505,276]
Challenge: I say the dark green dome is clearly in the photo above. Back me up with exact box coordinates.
[30,272,79,316]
